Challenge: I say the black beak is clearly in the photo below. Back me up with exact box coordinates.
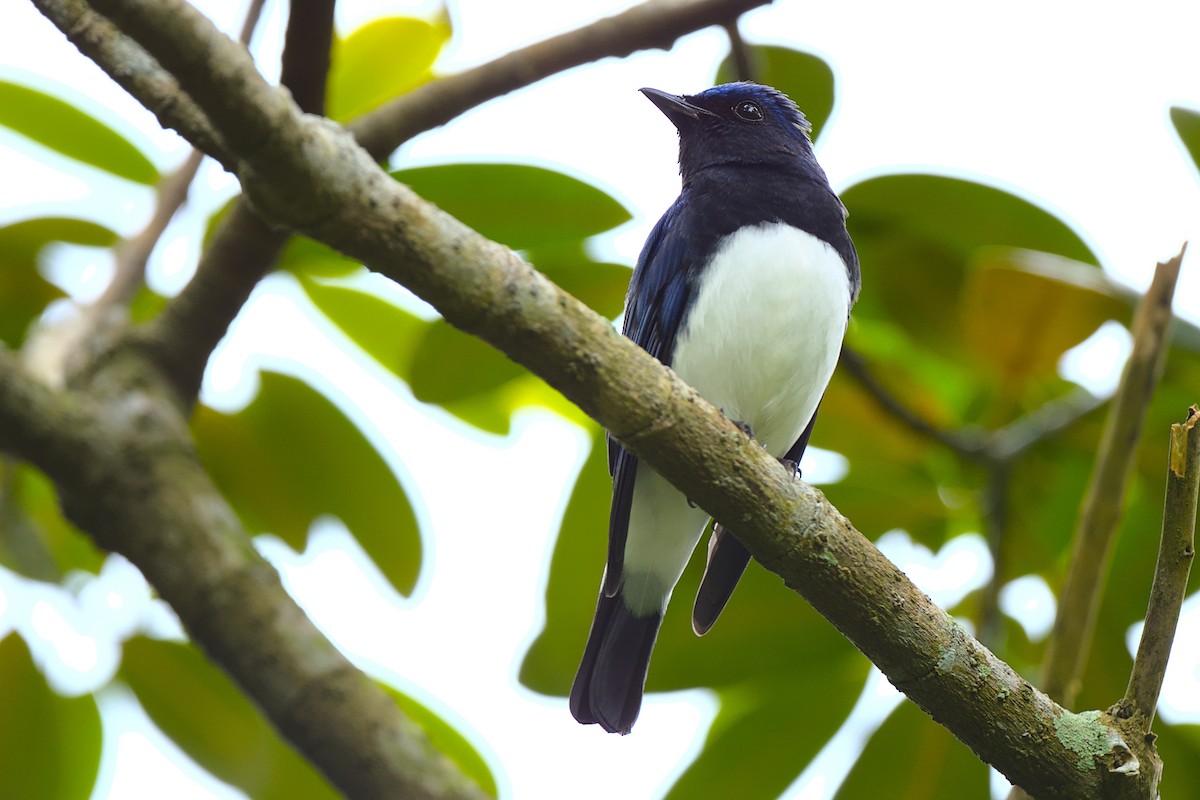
[640,87,713,128]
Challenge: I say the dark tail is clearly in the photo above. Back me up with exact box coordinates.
[570,589,663,735]
[692,523,752,635]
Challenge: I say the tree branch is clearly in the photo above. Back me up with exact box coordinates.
[131,0,334,404]
[43,1,1167,794]
[0,345,489,800]
[135,200,286,402]
[1119,405,1199,729]
[279,0,334,117]
[349,0,773,160]
[33,0,230,164]
[93,0,267,313]
[838,345,992,458]
[722,20,756,82]
[43,0,774,406]
[1040,247,1185,708]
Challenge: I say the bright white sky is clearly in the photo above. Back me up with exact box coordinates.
[1,1,1199,799]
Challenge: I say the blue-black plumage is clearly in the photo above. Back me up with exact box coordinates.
[569,83,860,735]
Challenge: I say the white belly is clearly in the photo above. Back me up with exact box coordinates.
[671,222,851,456]
[620,222,850,615]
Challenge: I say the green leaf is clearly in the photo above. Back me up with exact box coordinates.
[836,700,989,799]
[842,174,1099,414]
[530,245,630,320]
[716,45,836,141]
[298,274,427,380]
[0,634,102,800]
[666,666,865,800]
[192,370,421,595]
[277,235,361,277]
[382,686,498,797]
[1170,105,1200,176]
[120,637,338,800]
[408,319,526,405]
[327,15,450,121]
[0,81,157,184]
[0,463,104,580]
[392,164,632,250]
[520,425,609,692]
[0,217,118,346]
[845,175,1097,353]
[128,283,169,324]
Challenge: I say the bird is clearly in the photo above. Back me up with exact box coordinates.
[569,82,861,735]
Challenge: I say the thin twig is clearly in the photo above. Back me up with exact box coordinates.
[723,20,756,81]
[976,461,1011,648]
[838,344,990,458]
[95,148,205,310]
[990,385,1109,461]
[348,0,772,159]
[279,0,334,116]
[22,0,270,388]
[98,0,266,310]
[126,0,775,402]
[1040,244,1186,707]
[237,0,267,45]
[1120,405,1199,729]
[34,0,229,164]
[136,0,334,403]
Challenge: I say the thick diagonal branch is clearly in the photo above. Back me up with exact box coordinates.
[133,0,335,403]
[0,345,489,800]
[43,1,1163,795]
[41,0,772,405]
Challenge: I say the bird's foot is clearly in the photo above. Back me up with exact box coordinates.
[779,457,801,480]
[727,416,755,440]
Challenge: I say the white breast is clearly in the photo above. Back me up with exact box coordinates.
[670,222,851,458]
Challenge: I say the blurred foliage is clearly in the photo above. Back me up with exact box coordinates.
[121,636,341,799]
[0,80,158,184]
[0,11,1198,800]
[0,634,101,800]
[119,636,497,798]
[192,370,422,596]
[0,217,116,346]
[0,461,103,580]
[382,684,499,798]
[1171,105,1200,178]
[836,700,988,799]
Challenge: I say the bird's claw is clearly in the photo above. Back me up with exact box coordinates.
[779,457,801,480]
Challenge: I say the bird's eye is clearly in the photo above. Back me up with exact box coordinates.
[733,100,764,122]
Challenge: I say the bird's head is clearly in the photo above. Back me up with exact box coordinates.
[641,82,815,178]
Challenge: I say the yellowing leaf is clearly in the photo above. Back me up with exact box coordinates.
[961,249,1128,391]
[326,16,450,121]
